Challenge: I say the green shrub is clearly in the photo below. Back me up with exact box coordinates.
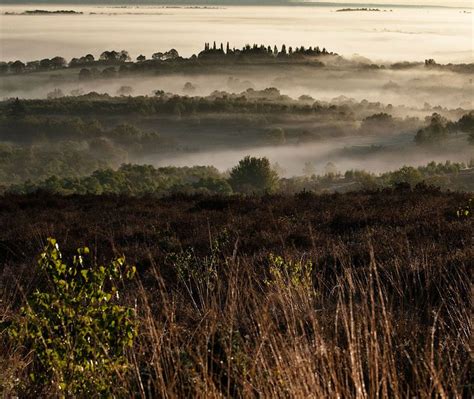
[228,156,279,194]
[267,253,314,290]
[457,198,472,218]
[10,238,137,397]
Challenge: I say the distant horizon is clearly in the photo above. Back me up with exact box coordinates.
[0,0,472,10]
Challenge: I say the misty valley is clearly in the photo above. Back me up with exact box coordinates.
[0,3,473,397]
[1,42,473,194]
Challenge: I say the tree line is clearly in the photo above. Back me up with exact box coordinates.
[0,42,336,75]
[6,158,473,196]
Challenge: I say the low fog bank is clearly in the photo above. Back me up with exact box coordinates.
[0,84,472,190]
[1,66,472,109]
[1,5,472,63]
[145,134,473,176]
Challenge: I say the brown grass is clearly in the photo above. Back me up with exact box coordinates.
[0,187,472,397]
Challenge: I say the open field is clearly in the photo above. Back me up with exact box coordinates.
[1,188,472,396]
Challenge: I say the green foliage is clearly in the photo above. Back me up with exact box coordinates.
[192,176,233,195]
[456,198,472,218]
[344,169,379,190]
[267,254,314,290]
[10,238,137,397]
[0,91,351,120]
[6,158,473,196]
[385,165,423,187]
[9,163,228,196]
[228,156,279,194]
[172,230,229,289]
[0,143,116,187]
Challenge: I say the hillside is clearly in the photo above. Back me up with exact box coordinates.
[1,188,472,396]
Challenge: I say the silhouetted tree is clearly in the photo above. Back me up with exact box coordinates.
[228,156,279,194]
[119,50,131,62]
[100,50,126,62]
[79,68,92,80]
[456,112,474,134]
[183,82,196,93]
[0,62,8,74]
[415,113,449,145]
[39,58,52,69]
[51,56,67,69]
[10,60,25,73]
[26,61,40,71]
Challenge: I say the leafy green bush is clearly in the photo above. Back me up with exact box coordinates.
[267,253,314,290]
[10,238,137,396]
[457,198,472,218]
[228,156,279,194]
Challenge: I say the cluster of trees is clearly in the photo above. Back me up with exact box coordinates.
[198,42,332,60]
[150,49,180,61]
[4,156,279,195]
[0,92,392,122]
[0,56,67,74]
[360,112,396,134]
[424,58,474,74]
[7,164,231,196]
[0,50,131,75]
[415,112,474,145]
[282,160,474,193]
[0,112,168,154]
[6,9,82,15]
[4,95,470,158]
[0,143,114,188]
[69,54,96,67]
[3,44,473,77]
[99,50,131,62]
[0,42,335,76]
[0,109,177,187]
[6,157,474,196]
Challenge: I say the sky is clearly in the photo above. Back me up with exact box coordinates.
[334,0,472,7]
[299,0,473,7]
[0,0,472,7]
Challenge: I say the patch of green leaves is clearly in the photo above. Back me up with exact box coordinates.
[10,238,137,397]
[267,253,314,289]
[456,198,472,218]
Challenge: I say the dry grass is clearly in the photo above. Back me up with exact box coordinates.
[0,188,472,397]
